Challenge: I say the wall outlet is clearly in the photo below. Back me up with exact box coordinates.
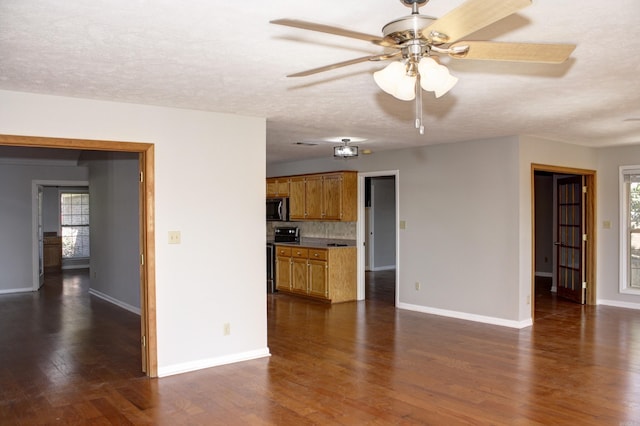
[415,282,420,291]
[526,295,531,305]
[223,322,231,336]
[168,231,181,244]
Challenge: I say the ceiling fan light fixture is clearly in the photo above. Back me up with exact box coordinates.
[373,61,405,95]
[418,57,457,96]
[433,74,458,98]
[394,73,417,101]
[273,0,576,137]
[373,61,416,101]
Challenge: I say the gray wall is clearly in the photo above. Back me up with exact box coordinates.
[0,162,88,292]
[85,152,141,310]
[268,136,522,322]
[371,176,396,269]
[596,144,640,305]
[270,135,635,324]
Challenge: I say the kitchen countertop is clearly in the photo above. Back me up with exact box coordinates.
[272,237,356,248]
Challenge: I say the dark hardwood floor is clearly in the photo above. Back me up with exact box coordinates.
[1,269,640,424]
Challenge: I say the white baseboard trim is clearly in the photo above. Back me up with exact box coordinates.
[371,265,396,272]
[597,299,640,310]
[89,289,141,315]
[0,287,33,295]
[397,302,533,329]
[535,271,552,278]
[62,264,90,270]
[158,348,271,378]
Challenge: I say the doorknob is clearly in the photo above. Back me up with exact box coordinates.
[554,242,561,246]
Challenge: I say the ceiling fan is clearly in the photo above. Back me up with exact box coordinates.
[271,0,576,134]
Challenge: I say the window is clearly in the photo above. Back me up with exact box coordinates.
[60,192,90,259]
[620,166,640,294]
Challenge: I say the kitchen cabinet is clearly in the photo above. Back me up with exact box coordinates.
[274,244,356,303]
[308,248,328,298]
[43,235,62,271]
[288,177,306,220]
[304,174,323,220]
[266,177,290,198]
[291,248,309,294]
[272,171,356,222]
[322,172,353,221]
[275,246,292,291]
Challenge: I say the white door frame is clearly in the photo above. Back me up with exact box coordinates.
[37,185,44,288]
[365,205,374,271]
[357,170,400,304]
[31,179,89,290]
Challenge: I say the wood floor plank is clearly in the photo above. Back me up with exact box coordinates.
[2,270,640,424]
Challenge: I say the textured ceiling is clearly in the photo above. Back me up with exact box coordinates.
[1,0,639,164]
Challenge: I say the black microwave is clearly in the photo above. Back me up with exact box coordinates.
[266,197,289,222]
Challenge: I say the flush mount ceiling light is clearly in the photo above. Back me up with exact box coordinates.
[272,0,576,135]
[334,138,359,158]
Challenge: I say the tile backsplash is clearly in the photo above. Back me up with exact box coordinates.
[268,221,356,240]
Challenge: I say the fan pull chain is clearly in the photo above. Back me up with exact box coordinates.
[415,74,425,135]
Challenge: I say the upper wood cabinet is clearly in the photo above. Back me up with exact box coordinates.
[269,171,357,222]
[322,171,357,221]
[322,172,357,221]
[304,174,324,220]
[266,177,290,198]
[288,176,306,220]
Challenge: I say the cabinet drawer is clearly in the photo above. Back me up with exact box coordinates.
[308,249,327,261]
[291,248,309,258]
[276,246,292,257]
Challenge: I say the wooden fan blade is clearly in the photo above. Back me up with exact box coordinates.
[422,0,532,44]
[449,41,576,63]
[271,19,395,47]
[287,53,400,77]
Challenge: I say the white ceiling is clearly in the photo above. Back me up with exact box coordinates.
[1,0,639,164]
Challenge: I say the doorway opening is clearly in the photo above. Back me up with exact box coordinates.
[0,134,157,377]
[357,171,399,305]
[531,164,596,320]
[34,181,90,288]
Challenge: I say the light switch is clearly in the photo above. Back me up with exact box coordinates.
[603,220,611,229]
[168,231,181,244]
[399,220,406,230]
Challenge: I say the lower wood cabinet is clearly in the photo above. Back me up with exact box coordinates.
[43,235,62,271]
[275,244,356,303]
[276,246,292,291]
[308,257,328,298]
[291,248,309,294]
